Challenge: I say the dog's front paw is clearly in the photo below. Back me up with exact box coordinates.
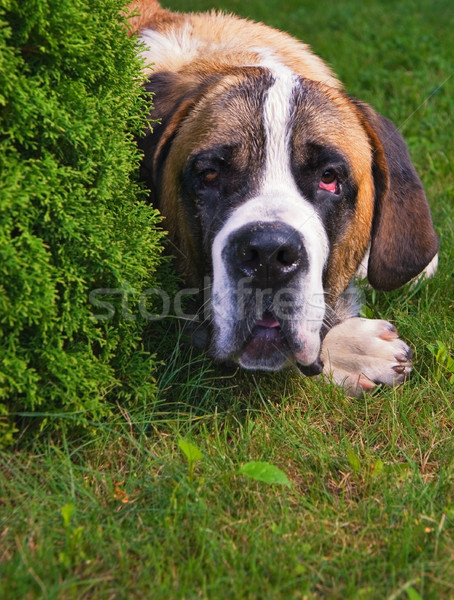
[320,317,413,396]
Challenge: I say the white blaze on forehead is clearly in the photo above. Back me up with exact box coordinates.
[262,67,297,187]
[211,63,329,362]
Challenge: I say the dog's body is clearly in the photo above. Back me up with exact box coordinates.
[129,0,438,394]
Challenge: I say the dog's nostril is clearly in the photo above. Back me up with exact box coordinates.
[239,246,260,265]
[276,247,299,267]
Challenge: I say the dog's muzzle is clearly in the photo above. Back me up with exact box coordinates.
[212,220,324,372]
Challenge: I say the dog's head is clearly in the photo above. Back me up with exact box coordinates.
[139,64,438,372]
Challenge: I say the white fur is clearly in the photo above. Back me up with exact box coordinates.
[421,252,439,279]
[321,317,412,395]
[139,26,203,70]
[251,47,295,74]
[355,246,370,280]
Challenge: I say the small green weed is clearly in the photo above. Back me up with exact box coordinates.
[178,437,291,486]
[428,340,454,384]
[59,503,85,569]
[406,588,423,600]
[178,438,203,482]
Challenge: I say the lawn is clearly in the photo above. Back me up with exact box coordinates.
[1,0,454,598]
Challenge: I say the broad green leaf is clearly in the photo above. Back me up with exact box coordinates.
[61,503,74,528]
[238,461,291,487]
[371,459,384,477]
[347,449,361,473]
[406,587,423,600]
[178,439,203,464]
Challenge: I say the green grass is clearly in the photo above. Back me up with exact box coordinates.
[1,0,454,597]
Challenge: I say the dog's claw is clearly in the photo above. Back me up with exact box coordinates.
[358,374,376,390]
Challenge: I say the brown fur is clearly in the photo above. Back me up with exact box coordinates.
[128,1,340,86]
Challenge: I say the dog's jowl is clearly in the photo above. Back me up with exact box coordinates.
[128,0,438,395]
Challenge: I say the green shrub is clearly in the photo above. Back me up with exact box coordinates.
[0,0,166,444]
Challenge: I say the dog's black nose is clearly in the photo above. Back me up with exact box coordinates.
[230,222,307,288]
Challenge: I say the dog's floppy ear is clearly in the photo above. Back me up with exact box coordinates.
[352,99,438,291]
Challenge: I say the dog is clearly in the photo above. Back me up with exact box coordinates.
[128,0,438,395]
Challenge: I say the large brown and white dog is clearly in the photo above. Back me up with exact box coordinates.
[128,0,438,394]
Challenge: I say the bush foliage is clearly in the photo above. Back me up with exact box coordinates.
[0,0,165,444]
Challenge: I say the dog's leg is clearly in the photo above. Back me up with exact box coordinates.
[320,317,413,395]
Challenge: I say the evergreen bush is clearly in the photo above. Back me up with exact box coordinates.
[0,0,166,445]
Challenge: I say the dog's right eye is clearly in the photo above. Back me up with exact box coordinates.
[200,168,219,186]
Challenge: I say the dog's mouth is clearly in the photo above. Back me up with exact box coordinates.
[240,311,288,365]
[255,311,281,329]
[234,310,320,373]
[238,311,293,371]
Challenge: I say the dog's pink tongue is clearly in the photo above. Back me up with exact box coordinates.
[256,313,280,328]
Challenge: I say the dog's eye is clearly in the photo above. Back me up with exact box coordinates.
[321,169,336,184]
[319,169,339,194]
[200,168,219,186]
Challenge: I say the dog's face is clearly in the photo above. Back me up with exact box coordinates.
[179,69,375,371]
[139,48,438,373]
